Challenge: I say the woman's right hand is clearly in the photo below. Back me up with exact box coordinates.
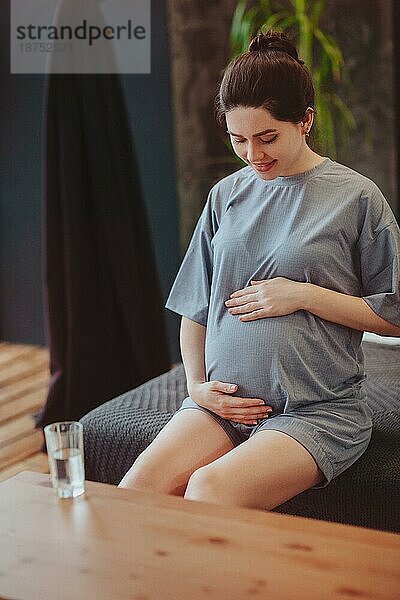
[188,380,272,425]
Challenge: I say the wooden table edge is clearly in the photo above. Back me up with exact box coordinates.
[3,470,400,546]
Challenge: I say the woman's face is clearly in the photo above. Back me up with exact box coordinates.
[225,106,311,180]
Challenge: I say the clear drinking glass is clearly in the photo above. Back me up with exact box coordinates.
[44,421,85,498]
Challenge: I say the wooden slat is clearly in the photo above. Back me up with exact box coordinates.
[0,342,29,356]
[0,341,48,358]
[0,412,38,446]
[0,354,49,389]
[0,387,47,424]
[0,428,44,470]
[0,369,49,406]
[0,344,39,366]
[0,452,49,483]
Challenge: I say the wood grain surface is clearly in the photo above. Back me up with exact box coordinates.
[1,471,399,600]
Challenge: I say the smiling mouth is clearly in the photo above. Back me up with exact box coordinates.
[252,160,277,172]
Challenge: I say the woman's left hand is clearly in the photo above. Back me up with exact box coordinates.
[225,277,306,321]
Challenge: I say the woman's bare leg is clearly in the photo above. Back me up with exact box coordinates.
[184,430,323,510]
[118,408,234,496]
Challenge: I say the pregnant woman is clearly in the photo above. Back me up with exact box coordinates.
[119,31,400,509]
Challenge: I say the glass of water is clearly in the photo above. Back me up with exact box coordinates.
[44,421,85,498]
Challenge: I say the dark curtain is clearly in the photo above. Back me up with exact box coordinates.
[38,71,170,427]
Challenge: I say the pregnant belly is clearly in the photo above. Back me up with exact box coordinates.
[205,310,357,409]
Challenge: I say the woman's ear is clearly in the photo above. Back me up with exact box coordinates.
[301,107,314,136]
[304,107,314,127]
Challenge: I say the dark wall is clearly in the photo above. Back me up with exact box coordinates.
[0,0,181,360]
[0,67,45,344]
[328,0,398,220]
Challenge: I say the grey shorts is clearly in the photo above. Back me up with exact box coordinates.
[178,392,373,488]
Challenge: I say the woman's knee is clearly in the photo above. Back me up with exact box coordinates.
[118,446,190,496]
[118,448,165,491]
[184,465,226,503]
[117,453,151,489]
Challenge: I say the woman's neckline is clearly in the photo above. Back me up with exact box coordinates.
[250,157,331,187]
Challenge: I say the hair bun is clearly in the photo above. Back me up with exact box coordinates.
[248,31,304,64]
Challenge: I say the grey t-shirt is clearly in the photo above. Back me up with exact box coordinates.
[166,158,400,412]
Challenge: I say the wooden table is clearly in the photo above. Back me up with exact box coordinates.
[1,471,399,600]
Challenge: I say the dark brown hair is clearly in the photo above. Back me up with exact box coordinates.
[215,31,315,127]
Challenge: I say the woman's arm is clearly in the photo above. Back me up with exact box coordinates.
[226,278,400,336]
[180,316,272,424]
[180,316,207,394]
[303,283,400,336]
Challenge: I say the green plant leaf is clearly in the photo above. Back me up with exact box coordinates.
[314,28,343,76]
[331,93,357,130]
[231,0,248,42]
[262,14,297,34]
[298,13,314,67]
[260,10,291,31]
[316,49,331,84]
[290,0,306,13]
[315,95,336,157]
[310,0,325,27]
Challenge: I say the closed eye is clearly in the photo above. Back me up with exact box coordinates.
[232,135,278,145]
[260,135,278,144]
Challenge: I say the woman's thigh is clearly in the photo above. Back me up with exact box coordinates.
[185,429,324,510]
[118,408,235,495]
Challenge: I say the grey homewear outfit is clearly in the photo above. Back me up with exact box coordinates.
[166,158,400,487]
